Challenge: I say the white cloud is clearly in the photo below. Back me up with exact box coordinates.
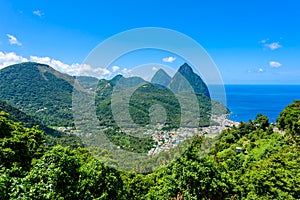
[259,38,269,44]
[0,51,28,69]
[6,34,22,46]
[269,61,282,68]
[265,42,282,50]
[258,68,264,72]
[112,65,120,72]
[31,55,112,78]
[122,68,128,73]
[152,66,158,71]
[31,56,70,72]
[162,56,176,63]
[33,10,44,17]
[94,67,111,75]
[30,55,87,75]
[0,51,115,78]
[0,52,81,75]
[30,55,51,63]
[78,64,111,78]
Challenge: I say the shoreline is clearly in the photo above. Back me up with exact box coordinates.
[202,114,240,134]
[147,114,239,156]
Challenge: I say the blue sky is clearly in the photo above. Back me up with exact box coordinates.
[1,0,300,84]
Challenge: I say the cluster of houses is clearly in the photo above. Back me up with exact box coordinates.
[147,127,201,156]
[56,114,240,156]
[147,114,239,156]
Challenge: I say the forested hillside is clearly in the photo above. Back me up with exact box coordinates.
[0,62,74,127]
[0,100,62,136]
[0,62,226,155]
[91,63,228,153]
[0,62,228,130]
[1,101,299,199]
[0,100,82,150]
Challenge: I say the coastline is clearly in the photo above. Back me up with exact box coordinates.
[202,114,240,134]
[147,114,239,156]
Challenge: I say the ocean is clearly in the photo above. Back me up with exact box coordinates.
[210,85,300,123]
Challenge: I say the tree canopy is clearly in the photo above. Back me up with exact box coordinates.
[1,101,300,199]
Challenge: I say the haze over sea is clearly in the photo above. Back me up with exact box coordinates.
[211,84,300,123]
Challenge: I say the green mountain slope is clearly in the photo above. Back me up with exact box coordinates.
[93,64,228,153]
[0,100,83,149]
[0,62,225,129]
[95,64,225,129]
[75,76,99,90]
[1,101,299,199]
[0,100,59,136]
[0,62,74,126]
[95,76,213,129]
[0,62,228,154]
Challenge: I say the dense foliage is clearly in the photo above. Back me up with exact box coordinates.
[0,62,74,127]
[1,101,299,199]
[277,100,300,143]
[0,100,83,150]
[210,113,300,199]
[0,100,60,136]
[0,113,123,199]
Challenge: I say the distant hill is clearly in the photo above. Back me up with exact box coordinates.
[0,62,75,126]
[151,68,172,87]
[75,76,99,90]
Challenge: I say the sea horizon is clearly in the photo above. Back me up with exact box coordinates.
[210,84,300,123]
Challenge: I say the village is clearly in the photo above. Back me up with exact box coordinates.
[147,114,239,156]
[55,114,240,156]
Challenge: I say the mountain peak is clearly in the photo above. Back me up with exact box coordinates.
[0,62,75,126]
[109,74,123,86]
[151,68,171,87]
[178,63,194,74]
[156,68,167,74]
[170,63,210,97]
[17,61,51,69]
